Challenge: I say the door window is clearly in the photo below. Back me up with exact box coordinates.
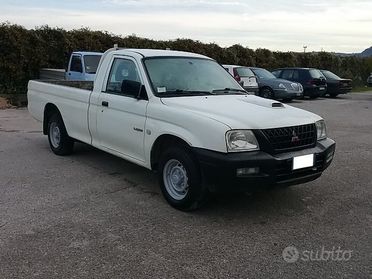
[106,58,141,96]
[70,55,83,73]
[292,70,299,80]
[281,70,294,80]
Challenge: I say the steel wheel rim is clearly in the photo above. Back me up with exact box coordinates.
[163,159,189,200]
[50,122,61,148]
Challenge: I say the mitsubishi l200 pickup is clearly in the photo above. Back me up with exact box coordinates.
[28,48,335,210]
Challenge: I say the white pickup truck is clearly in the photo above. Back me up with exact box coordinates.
[28,48,336,210]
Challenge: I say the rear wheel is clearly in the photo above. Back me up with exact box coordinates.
[158,147,208,211]
[47,113,74,155]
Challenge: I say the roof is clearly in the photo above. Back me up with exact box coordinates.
[274,67,317,70]
[72,51,103,56]
[222,64,247,68]
[113,48,211,59]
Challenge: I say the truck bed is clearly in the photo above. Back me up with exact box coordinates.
[38,80,94,91]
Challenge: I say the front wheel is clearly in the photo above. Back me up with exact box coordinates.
[260,88,274,99]
[158,147,208,211]
[47,113,74,155]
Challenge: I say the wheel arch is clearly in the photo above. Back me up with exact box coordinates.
[260,85,273,93]
[43,103,61,135]
[150,134,192,171]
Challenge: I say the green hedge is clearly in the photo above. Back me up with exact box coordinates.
[0,22,371,95]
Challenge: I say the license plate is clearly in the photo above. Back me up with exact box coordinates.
[319,87,325,90]
[292,154,314,170]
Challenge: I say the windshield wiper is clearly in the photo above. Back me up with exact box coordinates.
[164,89,215,95]
[212,88,247,94]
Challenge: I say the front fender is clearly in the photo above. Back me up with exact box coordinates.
[144,102,230,168]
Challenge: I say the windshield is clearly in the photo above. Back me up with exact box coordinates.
[309,69,323,79]
[144,57,244,96]
[251,68,276,80]
[84,55,102,74]
[321,70,341,80]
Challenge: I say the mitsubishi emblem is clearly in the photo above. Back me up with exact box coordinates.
[291,130,300,143]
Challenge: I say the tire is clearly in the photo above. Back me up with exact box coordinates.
[260,88,274,99]
[329,93,339,98]
[47,113,74,156]
[309,95,318,99]
[283,98,293,102]
[158,147,208,211]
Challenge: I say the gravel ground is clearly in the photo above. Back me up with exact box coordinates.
[0,93,371,278]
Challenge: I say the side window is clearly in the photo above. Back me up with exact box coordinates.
[70,55,83,73]
[106,58,141,96]
[292,70,299,80]
[281,70,294,80]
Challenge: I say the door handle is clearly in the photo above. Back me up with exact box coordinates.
[102,101,109,107]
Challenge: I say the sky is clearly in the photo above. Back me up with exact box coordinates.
[0,0,371,53]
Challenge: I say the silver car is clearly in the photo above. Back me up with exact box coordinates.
[223,65,259,94]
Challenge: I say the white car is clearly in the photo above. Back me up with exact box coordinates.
[223,64,259,94]
[28,48,335,210]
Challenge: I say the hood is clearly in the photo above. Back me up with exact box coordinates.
[161,95,321,129]
[260,78,295,87]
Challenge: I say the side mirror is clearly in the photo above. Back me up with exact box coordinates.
[121,80,148,100]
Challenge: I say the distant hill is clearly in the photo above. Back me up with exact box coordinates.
[336,46,372,57]
[360,46,372,57]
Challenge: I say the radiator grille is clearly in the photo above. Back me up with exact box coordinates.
[261,124,317,152]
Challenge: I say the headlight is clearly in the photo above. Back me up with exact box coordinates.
[226,130,259,152]
[298,83,304,92]
[315,120,327,140]
[278,83,287,90]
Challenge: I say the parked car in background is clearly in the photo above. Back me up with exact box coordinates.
[223,65,259,94]
[367,73,372,87]
[272,68,327,99]
[66,52,103,81]
[249,67,303,101]
[319,70,352,97]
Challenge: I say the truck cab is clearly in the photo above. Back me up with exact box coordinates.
[66,52,103,81]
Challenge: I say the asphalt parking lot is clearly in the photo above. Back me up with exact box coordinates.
[0,93,371,278]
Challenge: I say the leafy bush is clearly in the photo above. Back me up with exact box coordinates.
[0,22,371,96]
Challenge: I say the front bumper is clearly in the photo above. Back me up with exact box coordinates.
[193,138,335,193]
[273,88,303,99]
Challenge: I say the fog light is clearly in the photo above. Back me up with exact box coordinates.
[326,150,334,163]
[236,167,259,177]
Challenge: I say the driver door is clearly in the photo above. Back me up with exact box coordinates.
[96,56,148,163]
